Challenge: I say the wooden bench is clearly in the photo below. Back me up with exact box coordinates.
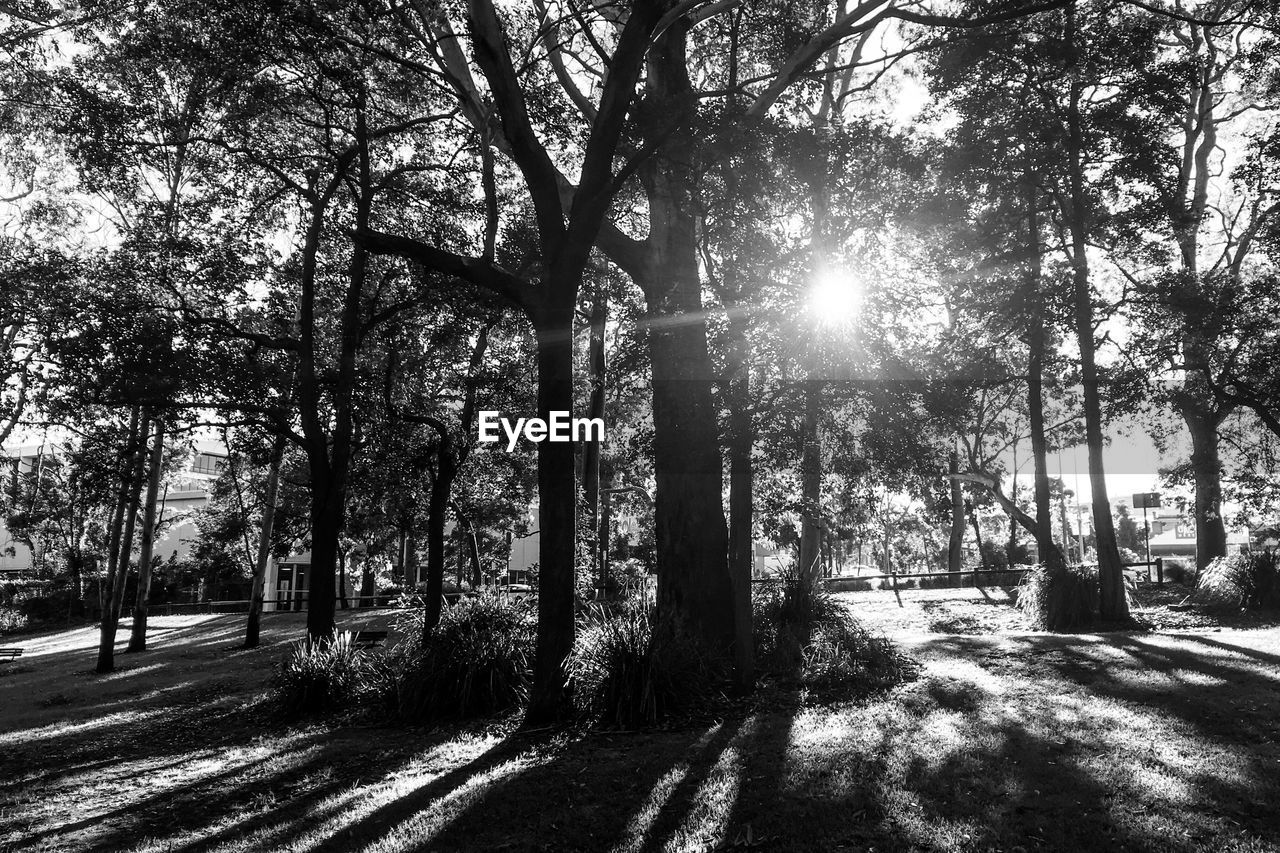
[0,648,24,661]
[352,630,388,649]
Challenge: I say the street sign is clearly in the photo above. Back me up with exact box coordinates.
[1132,492,1161,509]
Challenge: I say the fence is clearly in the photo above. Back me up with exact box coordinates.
[818,557,1166,593]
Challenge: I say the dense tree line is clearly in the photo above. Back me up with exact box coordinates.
[1,0,1277,714]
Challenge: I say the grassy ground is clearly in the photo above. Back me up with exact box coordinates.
[2,597,1279,852]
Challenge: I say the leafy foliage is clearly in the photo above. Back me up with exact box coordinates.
[1192,552,1280,610]
[273,632,377,718]
[390,595,536,722]
[567,602,723,729]
[1016,563,1098,632]
[754,569,916,699]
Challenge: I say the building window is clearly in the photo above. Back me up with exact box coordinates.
[192,453,224,475]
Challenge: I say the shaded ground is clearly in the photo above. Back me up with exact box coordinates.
[2,607,1279,852]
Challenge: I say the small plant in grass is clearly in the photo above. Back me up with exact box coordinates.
[0,606,29,634]
[754,569,916,699]
[567,602,723,729]
[274,632,377,718]
[1016,563,1097,632]
[391,594,535,722]
[1192,551,1280,610]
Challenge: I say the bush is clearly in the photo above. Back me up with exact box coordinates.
[1192,551,1280,610]
[392,594,535,721]
[1016,563,1097,632]
[754,570,916,698]
[567,602,722,729]
[1161,558,1195,586]
[0,606,29,634]
[274,632,378,718]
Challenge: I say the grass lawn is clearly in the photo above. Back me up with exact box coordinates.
[2,595,1279,852]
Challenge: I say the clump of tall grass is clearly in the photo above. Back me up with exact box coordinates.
[567,602,722,729]
[1016,563,1097,632]
[754,569,916,699]
[274,631,377,718]
[391,594,536,722]
[1192,551,1280,610]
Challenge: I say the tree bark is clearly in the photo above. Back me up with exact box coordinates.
[245,435,285,648]
[525,319,578,724]
[947,451,966,578]
[798,379,823,586]
[1187,408,1228,570]
[127,416,165,653]
[422,469,450,638]
[1064,3,1126,619]
[582,291,606,593]
[724,312,755,690]
[632,19,735,664]
[97,407,145,673]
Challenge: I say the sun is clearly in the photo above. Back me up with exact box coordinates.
[807,270,862,326]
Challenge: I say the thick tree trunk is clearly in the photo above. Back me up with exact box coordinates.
[1064,8,1126,619]
[798,379,823,586]
[629,21,735,666]
[305,477,344,642]
[245,436,284,648]
[1186,408,1228,570]
[127,417,166,653]
[525,321,578,725]
[97,407,145,673]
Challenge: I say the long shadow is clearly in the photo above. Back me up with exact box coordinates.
[388,715,751,853]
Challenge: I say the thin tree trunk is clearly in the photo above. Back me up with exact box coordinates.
[97,407,145,673]
[422,471,450,638]
[583,291,606,594]
[245,435,285,648]
[724,313,755,690]
[947,452,966,580]
[798,379,823,586]
[127,417,166,653]
[452,500,483,588]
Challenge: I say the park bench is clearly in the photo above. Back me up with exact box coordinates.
[0,648,24,662]
[352,630,388,649]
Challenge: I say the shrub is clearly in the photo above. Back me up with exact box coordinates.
[0,606,29,634]
[567,602,722,728]
[392,594,536,721]
[1016,563,1097,632]
[1192,551,1280,610]
[1161,558,1195,586]
[274,632,377,718]
[754,570,916,699]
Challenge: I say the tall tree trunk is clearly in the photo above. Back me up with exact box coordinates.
[127,417,166,653]
[245,435,285,648]
[1064,4,1127,620]
[582,291,607,594]
[947,451,966,578]
[422,469,451,638]
[724,313,755,690]
[798,379,823,586]
[452,501,483,589]
[1186,408,1228,570]
[1024,179,1066,572]
[525,319,578,724]
[632,20,735,665]
[305,474,344,642]
[97,407,145,673]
